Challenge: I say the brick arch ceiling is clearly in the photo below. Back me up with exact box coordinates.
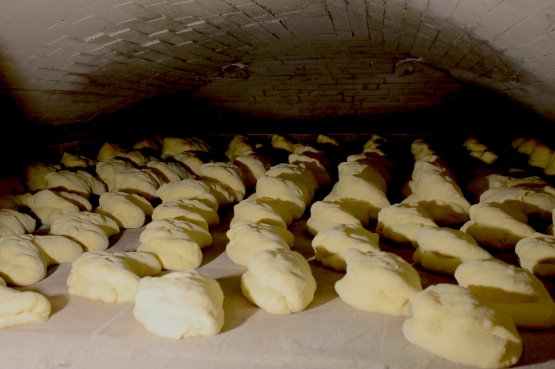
[0,0,554,125]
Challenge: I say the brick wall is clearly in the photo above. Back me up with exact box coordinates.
[193,40,467,119]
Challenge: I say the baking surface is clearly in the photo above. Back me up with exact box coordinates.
[0,207,554,369]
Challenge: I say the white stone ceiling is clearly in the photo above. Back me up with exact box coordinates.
[1,0,554,125]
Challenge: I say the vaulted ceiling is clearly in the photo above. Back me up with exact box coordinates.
[1,0,554,126]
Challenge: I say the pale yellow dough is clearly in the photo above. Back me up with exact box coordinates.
[460,203,536,249]
[0,209,36,236]
[0,234,82,286]
[95,159,134,189]
[144,160,192,182]
[336,249,421,316]
[199,162,246,202]
[226,220,293,266]
[305,200,367,236]
[233,153,271,189]
[50,211,120,252]
[413,226,492,275]
[26,189,87,226]
[138,218,212,270]
[265,163,317,200]
[255,176,309,220]
[337,160,388,192]
[0,276,51,329]
[172,152,206,177]
[405,159,470,225]
[311,224,380,271]
[480,186,555,221]
[156,179,219,211]
[515,233,555,276]
[67,251,161,303]
[96,142,126,161]
[24,162,61,192]
[323,175,390,220]
[288,153,331,188]
[230,194,292,228]
[111,168,162,201]
[376,203,437,246]
[96,191,153,229]
[0,236,48,286]
[153,199,219,227]
[455,258,555,329]
[133,270,224,339]
[45,170,106,197]
[161,137,211,159]
[241,249,316,314]
[402,283,522,369]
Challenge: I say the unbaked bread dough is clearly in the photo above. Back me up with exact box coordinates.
[97,142,126,162]
[479,186,555,221]
[67,250,161,303]
[172,151,207,177]
[305,200,367,236]
[151,202,208,230]
[144,160,192,183]
[460,203,536,249]
[153,199,219,227]
[463,137,498,165]
[138,218,212,270]
[346,152,392,183]
[133,270,224,339]
[311,224,380,271]
[0,233,82,287]
[95,159,134,189]
[50,211,120,252]
[337,160,388,192]
[265,163,318,198]
[60,152,96,169]
[0,209,36,236]
[0,276,51,329]
[96,191,153,229]
[230,194,293,228]
[32,234,84,264]
[288,153,331,188]
[226,220,294,266]
[455,258,555,329]
[515,233,555,276]
[0,236,49,286]
[199,162,246,202]
[241,248,316,314]
[376,203,437,246]
[26,189,87,226]
[467,173,548,199]
[111,168,162,201]
[335,249,422,316]
[402,283,522,369]
[45,170,106,197]
[317,134,339,146]
[404,160,470,225]
[205,180,241,206]
[270,134,296,153]
[233,153,271,189]
[24,162,61,192]
[115,150,151,167]
[133,138,159,152]
[161,137,211,159]
[156,179,219,211]
[255,175,309,220]
[413,226,492,275]
[225,134,255,159]
[323,175,390,220]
